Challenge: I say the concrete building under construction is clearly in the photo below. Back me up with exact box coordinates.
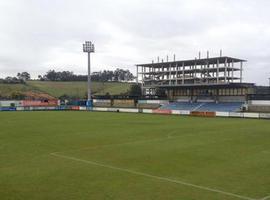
[136,52,255,102]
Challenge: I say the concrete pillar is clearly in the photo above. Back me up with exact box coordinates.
[169,63,172,85]
[194,61,197,84]
[136,65,138,84]
[207,61,209,84]
[217,59,219,83]
[225,58,228,83]
[182,62,185,85]
[240,61,243,83]
[143,66,145,82]
[176,63,178,85]
[232,61,234,83]
[200,63,203,82]
[227,61,230,83]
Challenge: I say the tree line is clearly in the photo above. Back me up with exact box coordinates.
[39,69,134,82]
[0,69,135,84]
[0,72,31,84]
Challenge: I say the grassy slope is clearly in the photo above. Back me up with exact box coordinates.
[0,111,269,200]
[0,83,34,97]
[27,81,131,97]
[0,81,131,98]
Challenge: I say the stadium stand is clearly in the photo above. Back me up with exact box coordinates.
[135,54,270,113]
[197,102,243,112]
[160,102,243,112]
[137,100,168,109]
[160,102,201,111]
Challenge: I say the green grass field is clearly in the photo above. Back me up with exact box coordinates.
[0,111,269,200]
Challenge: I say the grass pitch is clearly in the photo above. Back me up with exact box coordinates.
[0,111,269,200]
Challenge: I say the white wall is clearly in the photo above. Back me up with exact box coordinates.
[249,100,270,106]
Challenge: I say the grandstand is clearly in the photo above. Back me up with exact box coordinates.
[160,102,243,112]
[136,53,260,112]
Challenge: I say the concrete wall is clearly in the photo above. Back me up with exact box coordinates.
[249,100,270,106]
[218,96,245,102]
[248,105,270,113]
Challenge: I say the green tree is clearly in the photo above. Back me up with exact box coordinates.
[129,84,142,96]
[17,72,31,81]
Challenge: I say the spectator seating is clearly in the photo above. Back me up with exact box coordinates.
[160,102,243,112]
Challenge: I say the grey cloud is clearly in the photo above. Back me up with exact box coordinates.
[0,0,270,85]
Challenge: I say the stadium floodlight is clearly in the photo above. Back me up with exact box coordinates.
[83,41,95,53]
[83,41,95,107]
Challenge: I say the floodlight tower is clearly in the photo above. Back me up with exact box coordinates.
[83,41,95,107]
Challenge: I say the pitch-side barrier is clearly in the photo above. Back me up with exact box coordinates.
[89,107,269,119]
[0,106,269,119]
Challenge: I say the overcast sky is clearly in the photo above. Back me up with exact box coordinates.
[0,0,270,85]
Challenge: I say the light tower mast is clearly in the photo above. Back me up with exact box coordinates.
[83,41,95,107]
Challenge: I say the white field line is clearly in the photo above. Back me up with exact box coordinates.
[261,196,270,200]
[167,131,177,139]
[262,151,270,154]
[50,152,256,200]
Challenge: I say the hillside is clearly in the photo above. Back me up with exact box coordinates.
[0,81,132,99]
[0,83,51,99]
